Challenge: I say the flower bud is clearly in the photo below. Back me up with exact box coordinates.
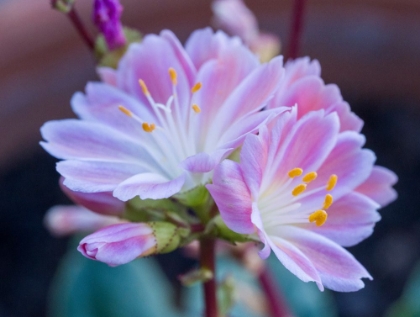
[93,0,126,50]
[44,205,120,237]
[77,222,188,266]
[51,0,75,13]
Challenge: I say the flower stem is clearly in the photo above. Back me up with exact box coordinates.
[258,267,293,317]
[200,237,218,317]
[67,8,95,51]
[287,0,307,59]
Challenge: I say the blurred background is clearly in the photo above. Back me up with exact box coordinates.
[0,0,419,316]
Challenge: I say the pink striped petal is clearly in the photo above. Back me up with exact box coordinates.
[58,160,145,193]
[356,166,398,207]
[308,192,381,247]
[59,177,125,216]
[180,148,232,173]
[207,160,254,234]
[278,226,372,292]
[113,172,186,201]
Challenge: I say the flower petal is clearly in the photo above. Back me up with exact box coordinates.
[180,148,232,173]
[207,160,254,234]
[277,226,372,292]
[113,173,186,201]
[355,165,398,207]
[59,177,125,216]
[41,119,145,163]
[307,192,381,247]
[58,160,145,193]
[96,67,117,86]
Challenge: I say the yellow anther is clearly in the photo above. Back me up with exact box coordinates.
[192,104,201,113]
[288,168,303,178]
[302,171,318,183]
[142,122,156,133]
[292,184,307,196]
[191,82,202,93]
[168,68,177,85]
[139,79,150,96]
[118,105,132,117]
[309,210,328,227]
[323,194,333,210]
[326,174,338,191]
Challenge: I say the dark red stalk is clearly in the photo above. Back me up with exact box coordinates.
[67,8,95,51]
[287,0,307,59]
[200,237,218,317]
[258,267,293,317]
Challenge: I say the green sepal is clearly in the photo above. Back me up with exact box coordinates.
[149,222,189,254]
[95,27,142,68]
[122,197,186,223]
[178,268,213,287]
[175,185,210,208]
[209,215,257,243]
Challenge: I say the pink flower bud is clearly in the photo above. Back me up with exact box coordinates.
[77,222,185,266]
[44,205,121,237]
[78,223,156,266]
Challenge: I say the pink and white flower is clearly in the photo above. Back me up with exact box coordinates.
[40,28,285,202]
[208,108,395,291]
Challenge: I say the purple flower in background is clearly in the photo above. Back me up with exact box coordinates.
[93,0,126,50]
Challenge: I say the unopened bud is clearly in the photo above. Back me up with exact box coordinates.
[93,0,126,50]
[78,222,189,266]
[51,0,75,13]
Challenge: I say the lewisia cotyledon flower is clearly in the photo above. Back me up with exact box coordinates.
[41,28,285,202]
[208,107,396,291]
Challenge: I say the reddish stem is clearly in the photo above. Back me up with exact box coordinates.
[258,267,293,317]
[287,0,307,59]
[67,8,95,51]
[200,237,218,317]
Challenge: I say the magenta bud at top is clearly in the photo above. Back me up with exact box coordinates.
[93,0,126,50]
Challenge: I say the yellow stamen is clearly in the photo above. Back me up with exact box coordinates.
[191,82,202,93]
[168,68,177,85]
[192,104,201,113]
[292,184,307,196]
[323,194,333,210]
[309,210,328,226]
[326,174,338,191]
[142,122,156,133]
[302,171,318,183]
[288,167,303,178]
[139,79,150,96]
[118,105,132,117]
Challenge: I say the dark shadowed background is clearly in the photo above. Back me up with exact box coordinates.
[0,0,419,316]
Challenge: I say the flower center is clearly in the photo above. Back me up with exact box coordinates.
[260,167,338,228]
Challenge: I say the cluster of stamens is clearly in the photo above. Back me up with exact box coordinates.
[118,67,202,133]
[287,167,338,227]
